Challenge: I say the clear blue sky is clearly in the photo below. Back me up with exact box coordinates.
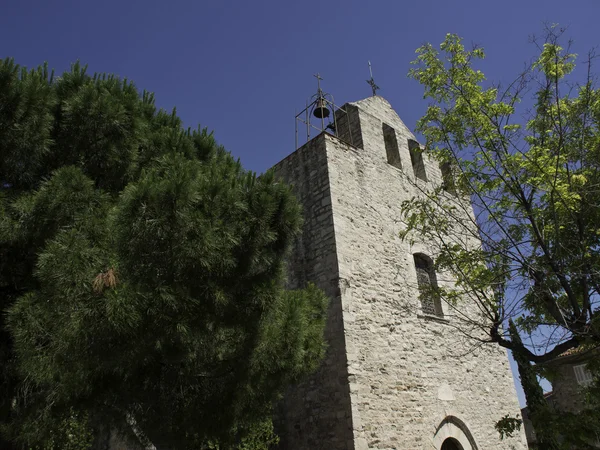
[3,0,599,408]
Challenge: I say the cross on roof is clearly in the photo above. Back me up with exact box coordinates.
[313,73,323,94]
[366,61,380,96]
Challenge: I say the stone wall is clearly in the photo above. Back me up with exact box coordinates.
[334,104,363,150]
[550,359,588,413]
[272,134,354,450]
[325,96,527,449]
[272,96,527,450]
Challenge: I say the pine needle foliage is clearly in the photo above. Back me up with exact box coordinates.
[0,58,328,450]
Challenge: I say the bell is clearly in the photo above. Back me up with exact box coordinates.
[313,97,330,119]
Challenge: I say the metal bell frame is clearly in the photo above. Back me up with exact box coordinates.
[295,75,352,149]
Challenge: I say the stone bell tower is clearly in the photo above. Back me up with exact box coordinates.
[271,89,527,449]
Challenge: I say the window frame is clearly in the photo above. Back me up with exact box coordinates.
[413,253,443,317]
[408,139,427,181]
[574,364,593,386]
[440,161,457,195]
[382,123,402,170]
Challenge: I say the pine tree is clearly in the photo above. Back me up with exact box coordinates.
[0,58,328,450]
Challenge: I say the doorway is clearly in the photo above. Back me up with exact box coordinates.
[441,438,464,450]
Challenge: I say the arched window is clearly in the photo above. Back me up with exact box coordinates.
[413,253,442,317]
[408,139,427,181]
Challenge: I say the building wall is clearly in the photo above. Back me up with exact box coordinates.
[272,134,354,450]
[551,361,588,413]
[273,96,527,450]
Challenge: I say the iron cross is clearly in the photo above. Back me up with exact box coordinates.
[366,61,380,96]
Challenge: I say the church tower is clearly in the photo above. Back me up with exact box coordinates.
[271,93,527,449]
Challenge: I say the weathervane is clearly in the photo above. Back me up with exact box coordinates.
[366,61,380,96]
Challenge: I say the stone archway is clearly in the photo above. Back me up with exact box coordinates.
[433,416,477,450]
[441,437,464,450]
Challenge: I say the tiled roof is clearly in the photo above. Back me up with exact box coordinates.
[555,345,598,360]
[558,347,583,358]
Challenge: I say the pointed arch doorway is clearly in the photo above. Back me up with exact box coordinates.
[433,416,477,450]
[441,438,464,450]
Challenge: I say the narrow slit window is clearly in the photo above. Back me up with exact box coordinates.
[383,123,402,169]
[408,139,427,181]
[414,253,442,317]
[440,162,457,195]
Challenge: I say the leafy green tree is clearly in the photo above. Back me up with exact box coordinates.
[401,26,600,446]
[0,59,327,449]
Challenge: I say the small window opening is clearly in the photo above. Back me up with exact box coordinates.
[574,364,593,386]
[408,139,427,181]
[440,161,457,195]
[383,123,402,169]
[414,253,442,317]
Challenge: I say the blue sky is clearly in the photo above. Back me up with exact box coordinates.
[3,0,600,408]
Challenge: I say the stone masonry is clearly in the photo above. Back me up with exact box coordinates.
[272,96,527,450]
[546,352,594,414]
